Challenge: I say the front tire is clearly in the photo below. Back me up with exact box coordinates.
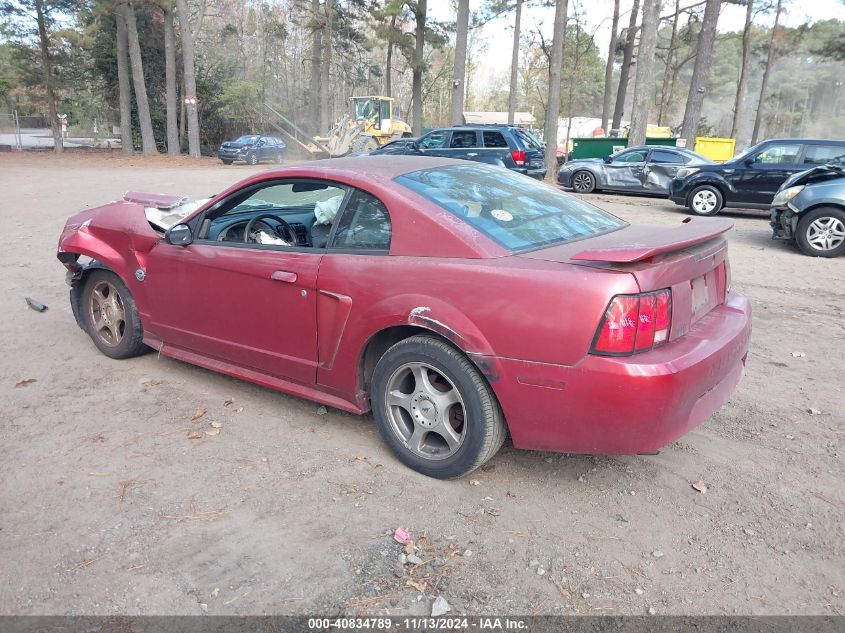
[688,185,723,216]
[795,207,845,257]
[247,152,259,166]
[371,335,506,479]
[80,270,147,359]
[571,170,596,193]
[221,159,233,165]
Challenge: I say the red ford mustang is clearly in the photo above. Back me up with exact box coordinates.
[57,156,751,478]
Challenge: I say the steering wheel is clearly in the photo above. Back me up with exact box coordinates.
[243,213,298,245]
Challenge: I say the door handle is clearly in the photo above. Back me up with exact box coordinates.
[466,152,478,157]
[271,270,297,283]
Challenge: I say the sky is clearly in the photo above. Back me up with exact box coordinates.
[427,0,845,95]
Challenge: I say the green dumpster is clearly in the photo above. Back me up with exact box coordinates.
[570,137,679,160]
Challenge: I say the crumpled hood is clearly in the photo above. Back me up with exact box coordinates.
[780,164,845,189]
[220,140,254,149]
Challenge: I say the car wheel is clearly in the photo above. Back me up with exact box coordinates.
[247,152,259,166]
[688,185,723,215]
[221,159,233,165]
[571,170,596,193]
[370,335,506,479]
[795,207,845,257]
[81,269,147,359]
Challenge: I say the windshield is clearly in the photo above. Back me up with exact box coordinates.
[235,135,259,144]
[396,164,626,252]
[731,141,767,163]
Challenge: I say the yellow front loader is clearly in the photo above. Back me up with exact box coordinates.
[319,96,413,157]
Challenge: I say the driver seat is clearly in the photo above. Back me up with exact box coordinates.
[310,222,332,248]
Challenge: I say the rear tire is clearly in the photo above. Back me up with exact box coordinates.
[795,207,845,257]
[688,185,723,216]
[571,170,596,193]
[247,152,259,166]
[80,270,148,359]
[221,159,233,165]
[370,335,506,479]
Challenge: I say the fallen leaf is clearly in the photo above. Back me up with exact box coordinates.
[223,398,234,407]
[191,407,207,421]
[234,406,244,413]
[15,378,36,388]
[487,507,502,517]
[210,421,223,429]
[404,542,416,555]
[205,428,221,437]
[187,431,202,440]
[406,579,427,592]
[469,479,480,486]
[691,480,708,494]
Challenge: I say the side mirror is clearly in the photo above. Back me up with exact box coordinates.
[602,155,612,163]
[166,223,193,246]
[744,157,756,167]
[411,141,421,151]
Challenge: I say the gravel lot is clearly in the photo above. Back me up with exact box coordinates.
[1,151,842,617]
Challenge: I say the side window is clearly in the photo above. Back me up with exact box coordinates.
[803,145,845,165]
[331,190,392,251]
[615,150,647,163]
[483,131,509,148]
[449,130,479,149]
[755,144,802,164]
[419,132,447,149]
[650,149,685,164]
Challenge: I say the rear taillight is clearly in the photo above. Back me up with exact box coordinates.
[511,150,526,166]
[591,289,672,356]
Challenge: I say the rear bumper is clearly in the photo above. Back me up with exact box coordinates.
[474,292,752,454]
[519,167,547,179]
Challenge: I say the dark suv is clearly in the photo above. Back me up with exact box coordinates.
[218,135,287,165]
[370,125,546,178]
[669,138,845,215]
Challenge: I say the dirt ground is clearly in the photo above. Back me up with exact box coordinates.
[0,151,842,617]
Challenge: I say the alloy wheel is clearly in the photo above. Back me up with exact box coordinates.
[692,190,718,213]
[384,361,466,461]
[806,216,845,252]
[572,171,594,192]
[88,280,126,347]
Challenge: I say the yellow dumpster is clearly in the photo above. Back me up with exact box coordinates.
[694,137,736,162]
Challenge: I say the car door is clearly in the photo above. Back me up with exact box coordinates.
[642,148,687,193]
[479,129,512,165]
[603,148,649,191]
[416,130,450,157]
[143,179,347,384]
[732,142,804,204]
[438,129,480,161]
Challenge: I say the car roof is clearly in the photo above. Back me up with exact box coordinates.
[761,138,845,145]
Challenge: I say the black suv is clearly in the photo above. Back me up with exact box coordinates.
[669,138,845,215]
[370,125,546,178]
[218,135,287,165]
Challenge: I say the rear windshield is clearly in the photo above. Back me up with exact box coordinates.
[395,164,626,252]
[514,128,543,150]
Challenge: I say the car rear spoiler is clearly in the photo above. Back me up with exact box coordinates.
[571,218,734,263]
[124,191,187,209]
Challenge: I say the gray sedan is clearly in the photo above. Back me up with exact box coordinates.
[558,145,714,195]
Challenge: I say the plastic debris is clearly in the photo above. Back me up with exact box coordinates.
[25,297,47,312]
[393,527,412,545]
[691,480,708,494]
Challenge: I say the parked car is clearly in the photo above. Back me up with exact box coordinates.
[218,135,286,165]
[558,145,713,195]
[669,138,845,215]
[369,124,546,178]
[770,163,845,257]
[57,156,750,479]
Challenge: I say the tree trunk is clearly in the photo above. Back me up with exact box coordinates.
[751,0,782,144]
[115,4,133,154]
[164,4,179,156]
[600,0,620,133]
[412,0,427,135]
[508,0,523,125]
[450,0,470,125]
[174,0,201,157]
[310,0,323,134]
[731,0,754,142]
[627,0,660,146]
[385,14,396,97]
[657,0,680,126]
[34,0,62,153]
[320,1,333,133]
[611,0,640,135]
[543,0,568,180]
[680,0,720,144]
[122,2,157,154]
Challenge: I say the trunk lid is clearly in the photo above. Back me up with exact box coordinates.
[519,218,733,341]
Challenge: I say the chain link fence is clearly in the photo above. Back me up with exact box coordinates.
[0,112,120,149]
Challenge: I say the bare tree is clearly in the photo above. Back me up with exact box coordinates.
[175,0,200,157]
[320,0,333,133]
[122,1,157,154]
[752,0,783,144]
[507,0,523,124]
[411,0,428,135]
[680,0,720,144]
[450,0,470,124]
[115,3,132,154]
[656,0,680,125]
[385,14,397,97]
[611,0,640,134]
[628,0,660,146]
[310,0,323,133]
[600,0,620,133]
[163,2,179,155]
[33,0,62,153]
[543,0,568,180]
[731,0,754,140]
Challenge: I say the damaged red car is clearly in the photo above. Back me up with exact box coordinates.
[57,157,751,478]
